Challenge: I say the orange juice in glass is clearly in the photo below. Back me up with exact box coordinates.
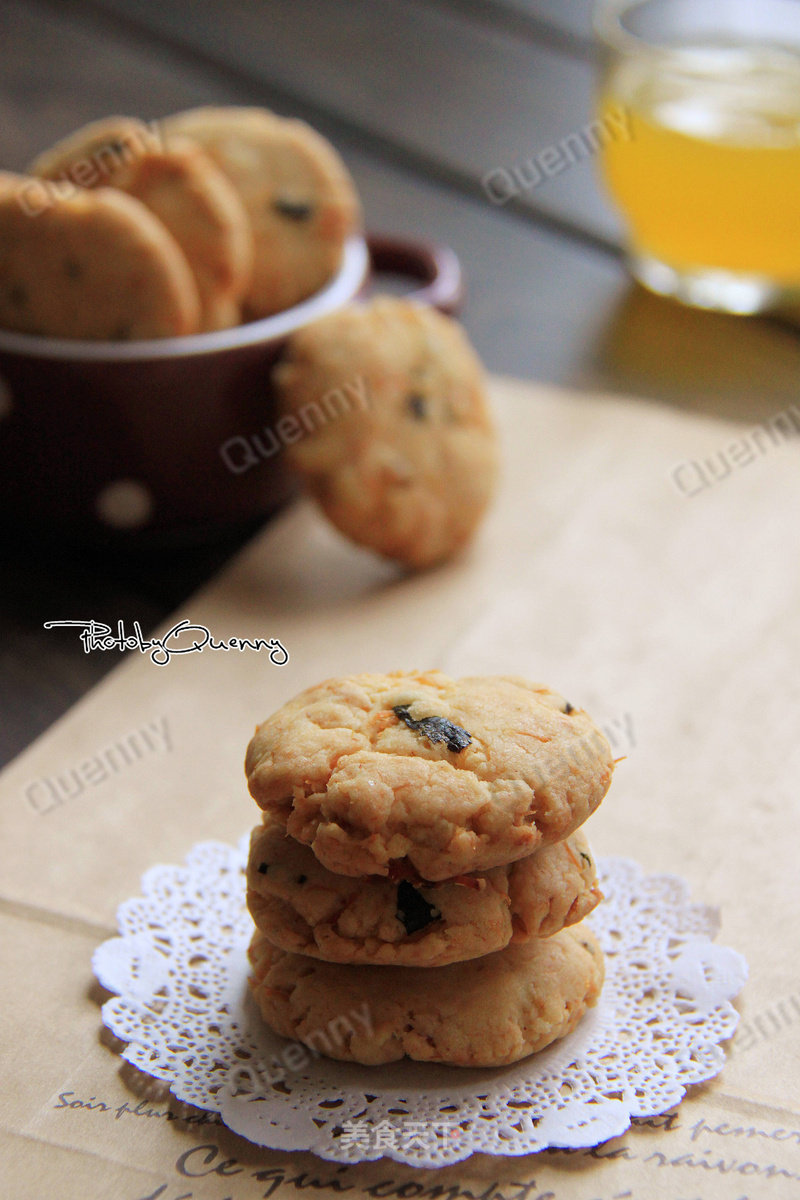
[594,0,800,313]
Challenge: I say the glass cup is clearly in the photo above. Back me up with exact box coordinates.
[594,0,800,314]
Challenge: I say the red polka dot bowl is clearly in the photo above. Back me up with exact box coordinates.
[0,234,461,543]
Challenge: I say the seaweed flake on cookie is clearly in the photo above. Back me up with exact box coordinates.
[273,296,498,568]
[248,923,604,1067]
[31,118,254,332]
[246,814,601,966]
[0,172,200,339]
[245,671,614,881]
[161,106,361,318]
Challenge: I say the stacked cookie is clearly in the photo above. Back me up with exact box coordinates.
[1,107,360,338]
[244,671,613,1068]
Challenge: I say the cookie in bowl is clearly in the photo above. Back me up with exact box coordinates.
[162,105,361,318]
[31,117,254,331]
[0,171,200,339]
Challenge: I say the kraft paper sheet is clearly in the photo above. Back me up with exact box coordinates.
[2,377,799,1199]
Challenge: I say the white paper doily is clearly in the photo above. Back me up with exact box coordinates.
[93,838,747,1167]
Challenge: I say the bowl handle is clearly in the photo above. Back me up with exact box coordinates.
[365,233,464,315]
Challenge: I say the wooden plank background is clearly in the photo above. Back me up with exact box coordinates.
[2,0,800,764]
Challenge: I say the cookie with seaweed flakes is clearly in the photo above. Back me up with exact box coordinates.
[274,296,498,568]
[0,172,200,339]
[247,814,601,966]
[245,671,614,881]
[31,119,254,331]
[161,106,360,318]
[249,923,604,1066]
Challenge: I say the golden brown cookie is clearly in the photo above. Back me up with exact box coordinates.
[246,814,601,966]
[31,118,254,331]
[245,671,614,880]
[162,106,360,318]
[0,172,200,339]
[274,296,498,568]
[28,116,162,184]
[249,923,604,1066]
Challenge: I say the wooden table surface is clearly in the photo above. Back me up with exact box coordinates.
[2,0,799,766]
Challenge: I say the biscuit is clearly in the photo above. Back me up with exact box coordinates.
[31,119,254,331]
[274,296,497,568]
[245,671,614,880]
[246,814,601,966]
[248,923,604,1067]
[0,172,200,339]
[29,116,163,182]
[162,106,360,318]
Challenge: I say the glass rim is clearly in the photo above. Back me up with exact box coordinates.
[593,0,800,56]
[593,0,649,55]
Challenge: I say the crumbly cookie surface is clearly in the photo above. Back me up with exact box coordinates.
[249,923,604,1066]
[274,296,498,568]
[32,120,254,332]
[0,172,200,339]
[247,815,601,966]
[162,106,360,318]
[245,671,614,880]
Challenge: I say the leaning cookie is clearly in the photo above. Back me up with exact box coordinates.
[30,118,254,331]
[248,924,604,1067]
[245,671,614,881]
[246,814,601,966]
[274,296,498,568]
[0,172,200,339]
[162,106,360,318]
